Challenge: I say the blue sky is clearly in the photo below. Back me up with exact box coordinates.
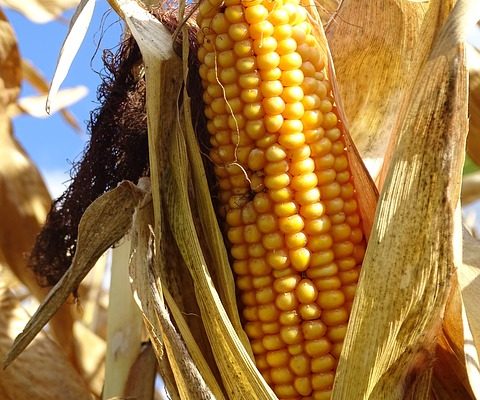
[5,2,124,197]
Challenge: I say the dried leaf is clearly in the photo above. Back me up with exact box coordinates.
[163,115,276,399]
[162,286,225,399]
[127,186,180,400]
[333,1,471,398]
[0,283,92,400]
[326,0,457,183]
[0,113,78,364]
[14,86,87,118]
[432,277,478,399]
[307,1,379,239]
[47,0,95,113]
[0,0,79,23]
[129,211,216,400]
[3,180,146,367]
[180,28,253,355]
[0,10,21,108]
[19,59,83,131]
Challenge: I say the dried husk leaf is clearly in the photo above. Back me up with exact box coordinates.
[332,1,471,398]
[326,0,457,184]
[47,0,95,113]
[316,0,340,27]
[128,208,216,400]
[179,25,252,355]
[467,44,480,164]
[3,180,146,367]
[128,188,180,400]
[0,282,92,400]
[307,1,379,238]
[433,275,478,399]
[103,237,144,399]
[162,113,276,399]
[162,286,226,399]
[0,0,79,23]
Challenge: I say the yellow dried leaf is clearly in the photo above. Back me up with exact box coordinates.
[333,1,472,398]
[0,10,21,108]
[16,59,84,131]
[0,0,80,23]
[326,0,457,184]
[47,0,95,113]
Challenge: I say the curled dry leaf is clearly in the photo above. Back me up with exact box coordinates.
[3,180,146,367]
[0,283,92,400]
[131,242,217,400]
[128,188,181,400]
[326,0,457,184]
[129,205,215,400]
[333,1,471,398]
[13,59,85,131]
[0,0,79,23]
[47,0,95,113]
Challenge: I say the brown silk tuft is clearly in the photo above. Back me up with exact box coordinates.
[29,36,149,286]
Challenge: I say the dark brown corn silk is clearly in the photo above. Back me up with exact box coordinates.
[30,36,149,286]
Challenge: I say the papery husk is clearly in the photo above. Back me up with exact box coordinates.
[326,0,457,185]
[307,0,379,239]
[332,1,473,398]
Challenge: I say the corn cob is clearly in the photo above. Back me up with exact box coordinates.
[196,0,366,398]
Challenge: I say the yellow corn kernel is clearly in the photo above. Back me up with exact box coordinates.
[197,0,367,396]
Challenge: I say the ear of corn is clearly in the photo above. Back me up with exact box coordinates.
[196,0,366,398]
